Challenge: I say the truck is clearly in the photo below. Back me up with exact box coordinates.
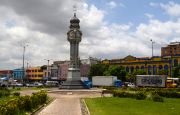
[92,76,118,86]
[136,75,167,87]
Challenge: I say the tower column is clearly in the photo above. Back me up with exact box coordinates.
[67,13,82,80]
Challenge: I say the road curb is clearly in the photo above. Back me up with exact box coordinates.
[80,99,90,115]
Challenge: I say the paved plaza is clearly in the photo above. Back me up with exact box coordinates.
[21,89,102,115]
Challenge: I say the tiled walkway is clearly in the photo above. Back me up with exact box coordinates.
[37,89,102,115]
[38,97,81,115]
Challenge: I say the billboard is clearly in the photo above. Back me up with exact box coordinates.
[136,75,167,87]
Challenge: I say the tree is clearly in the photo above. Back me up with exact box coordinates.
[158,70,168,75]
[134,69,146,75]
[126,73,136,83]
[104,65,126,81]
[172,64,180,78]
[88,64,109,79]
[126,69,146,83]
[40,65,47,70]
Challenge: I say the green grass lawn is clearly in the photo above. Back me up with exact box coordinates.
[85,97,180,115]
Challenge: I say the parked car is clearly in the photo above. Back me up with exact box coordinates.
[127,83,135,88]
[45,81,59,86]
[10,82,23,87]
[16,83,23,87]
[34,82,43,86]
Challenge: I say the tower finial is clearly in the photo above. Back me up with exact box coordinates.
[73,5,77,16]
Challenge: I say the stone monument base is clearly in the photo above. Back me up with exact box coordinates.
[59,80,85,89]
[59,68,85,89]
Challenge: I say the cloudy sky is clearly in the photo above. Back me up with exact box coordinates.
[0,0,180,69]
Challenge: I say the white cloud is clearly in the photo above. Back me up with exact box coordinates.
[135,19,180,54]
[106,1,125,9]
[0,0,180,70]
[160,1,180,17]
[149,2,159,7]
[144,13,154,19]
[107,1,117,9]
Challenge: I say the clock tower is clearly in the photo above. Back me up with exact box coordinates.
[67,13,82,70]
[60,13,84,89]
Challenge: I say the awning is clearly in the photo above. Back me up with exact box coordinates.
[1,77,9,80]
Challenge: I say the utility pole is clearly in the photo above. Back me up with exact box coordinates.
[150,39,155,57]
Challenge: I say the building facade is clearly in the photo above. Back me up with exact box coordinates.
[26,67,43,81]
[53,57,99,80]
[102,42,180,77]
[102,55,172,76]
[12,69,24,81]
[161,42,180,57]
[0,70,12,78]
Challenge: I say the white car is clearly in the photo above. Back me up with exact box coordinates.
[128,83,135,88]
[34,82,43,86]
[16,83,23,87]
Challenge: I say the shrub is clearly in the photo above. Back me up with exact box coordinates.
[31,93,39,109]
[13,92,20,96]
[5,99,20,115]
[16,87,21,90]
[135,92,146,100]
[152,93,164,102]
[0,104,8,115]
[19,95,32,111]
[101,86,117,90]
[0,88,10,98]
[113,90,135,98]
[0,90,48,114]
[154,90,180,98]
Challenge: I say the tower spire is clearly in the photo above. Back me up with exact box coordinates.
[70,5,80,29]
[73,5,77,17]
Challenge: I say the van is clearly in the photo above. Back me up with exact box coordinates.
[45,81,59,86]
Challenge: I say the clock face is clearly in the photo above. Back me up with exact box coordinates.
[69,31,75,38]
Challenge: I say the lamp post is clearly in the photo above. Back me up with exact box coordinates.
[22,44,28,82]
[44,59,52,81]
[150,39,155,57]
[26,62,29,82]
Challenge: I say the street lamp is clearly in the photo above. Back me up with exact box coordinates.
[26,62,29,82]
[22,44,28,82]
[150,39,155,57]
[44,59,52,81]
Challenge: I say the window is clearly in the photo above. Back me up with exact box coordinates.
[130,66,134,73]
[153,65,156,75]
[126,67,129,72]
[148,65,152,75]
[136,66,139,71]
[159,65,163,70]
[141,66,145,70]
[164,65,169,75]
[38,70,43,72]
[174,59,178,67]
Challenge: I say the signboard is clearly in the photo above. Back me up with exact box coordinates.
[136,75,167,87]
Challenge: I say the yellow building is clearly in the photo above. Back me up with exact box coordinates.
[102,42,180,77]
[102,55,180,77]
[26,67,43,81]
